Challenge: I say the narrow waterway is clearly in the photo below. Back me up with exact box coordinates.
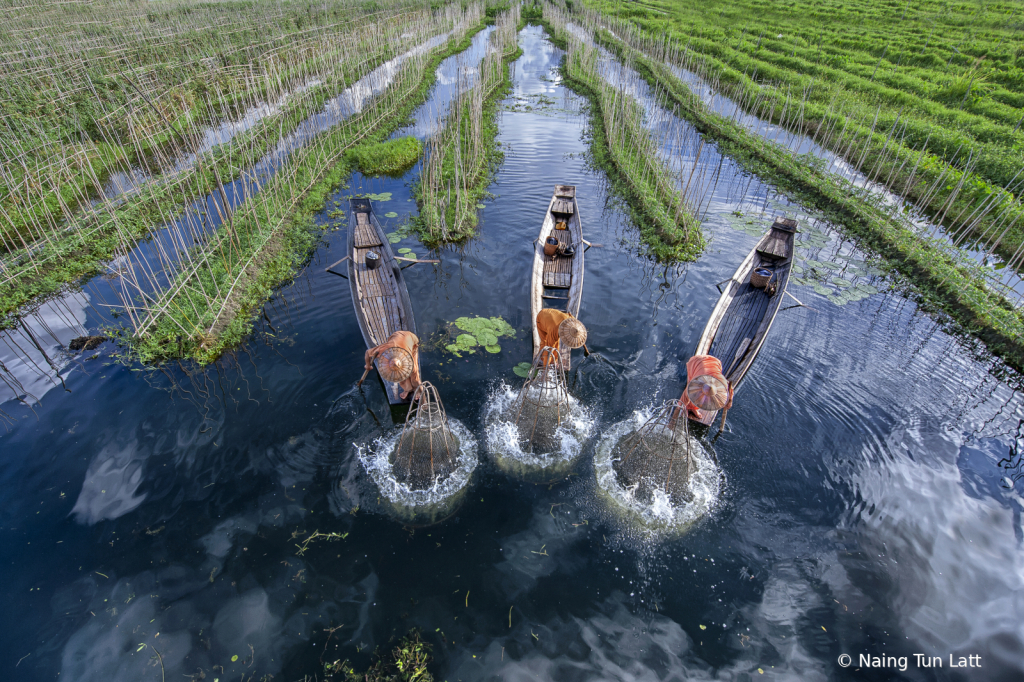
[1,25,1023,682]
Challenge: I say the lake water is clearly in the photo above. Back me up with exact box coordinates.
[2,25,1023,682]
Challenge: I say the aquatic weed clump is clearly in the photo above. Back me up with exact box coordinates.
[593,406,720,538]
[324,628,434,681]
[347,136,423,177]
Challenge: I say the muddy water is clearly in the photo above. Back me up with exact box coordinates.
[1,25,1023,682]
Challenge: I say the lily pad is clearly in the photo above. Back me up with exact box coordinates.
[442,316,516,356]
[388,235,402,244]
[363,192,393,201]
[513,362,532,378]
[813,283,831,296]
[476,203,486,209]
[384,211,398,218]
[855,282,880,295]
[831,277,852,288]
[397,248,413,254]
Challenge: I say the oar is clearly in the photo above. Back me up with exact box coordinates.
[716,339,750,436]
[356,365,373,387]
[723,338,751,378]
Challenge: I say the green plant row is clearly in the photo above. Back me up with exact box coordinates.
[594,28,1024,371]
[544,17,704,262]
[0,16,462,325]
[2,7,443,251]
[414,6,522,244]
[577,0,1024,271]
[125,17,491,364]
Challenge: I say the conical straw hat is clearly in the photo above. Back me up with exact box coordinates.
[686,374,729,411]
[558,318,587,349]
[378,346,414,382]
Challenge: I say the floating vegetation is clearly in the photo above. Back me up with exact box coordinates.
[435,316,516,356]
[484,351,595,483]
[593,405,720,538]
[0,1,471,323]
[416,5,521,243]
[347,136,423,177]
[724,213,887,306]
[360,192,394,202]
[324,628,434,681]
[384,212,399,218]
[107,5,488,364]
[582,17,1024,369]
[551,15,704,262]
[512,361,532,378]
[358,384,478,527]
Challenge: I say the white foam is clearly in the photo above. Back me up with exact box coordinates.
[357,418,477,512]
[483,381,595,472]
[593,407,721,536]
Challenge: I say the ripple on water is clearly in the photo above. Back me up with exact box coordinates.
[357,418,478,526]
[483,381,595,483]
[593,406,721,540]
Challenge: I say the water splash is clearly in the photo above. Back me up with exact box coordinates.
[483,381,595,482]
[593,406,721,538]
[357,418,478,525]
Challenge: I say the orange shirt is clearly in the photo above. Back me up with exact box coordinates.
[365,330,421,398]
[681,354,733,417]
[536,308,571,350]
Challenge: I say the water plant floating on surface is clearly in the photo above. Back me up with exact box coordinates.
[438,316,516,356]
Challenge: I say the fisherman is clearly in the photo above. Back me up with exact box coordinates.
[363,330,421,400]
[535,308,587,364]
[681,354,733,427]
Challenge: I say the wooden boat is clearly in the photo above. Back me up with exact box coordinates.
[530,184,584,369]
[689,216,798,426]
[341,197,418,405]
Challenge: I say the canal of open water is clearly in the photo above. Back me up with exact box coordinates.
[1,25,1022,682]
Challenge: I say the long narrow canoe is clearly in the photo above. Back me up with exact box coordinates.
[530,184,584,369]
[689,216,797,426]
[347,197,418,405]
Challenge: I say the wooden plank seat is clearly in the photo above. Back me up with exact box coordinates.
[542,225,575,290]
[354,213,382,248]
[354,246,401,346]
[551,198,575,215]
[756,231,790,260]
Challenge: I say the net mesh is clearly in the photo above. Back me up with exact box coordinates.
[390,382,460,490]
[612,399,698,506]
[510,347,572,453]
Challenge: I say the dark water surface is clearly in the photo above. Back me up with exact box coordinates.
[3,26,1024,682]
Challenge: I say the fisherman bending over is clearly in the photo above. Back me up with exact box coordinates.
[364,330,421,400]
[535,309,587,364]
[681,354,733,427]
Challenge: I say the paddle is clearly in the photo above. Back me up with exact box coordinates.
[724,338,751,378]
[357,365,373,387]
[716,339,750,435]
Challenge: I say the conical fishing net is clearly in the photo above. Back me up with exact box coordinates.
[510,347,572,453]
[612,399,698,506]
[390,382,460,490]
